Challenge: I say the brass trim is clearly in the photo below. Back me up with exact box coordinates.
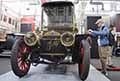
[60,32,75,47]
[44,30,61,36]
[24,32,39,46]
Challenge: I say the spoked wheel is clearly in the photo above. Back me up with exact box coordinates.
[11,39,31,77]
[78,40,90,81]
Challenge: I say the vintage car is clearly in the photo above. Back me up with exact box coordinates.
[11,1,90,81]
[0,31,15,53]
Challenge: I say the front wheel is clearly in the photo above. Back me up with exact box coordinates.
[11,38,31,77]
[78,39,90,81]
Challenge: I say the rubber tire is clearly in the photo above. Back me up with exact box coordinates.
[78,39,90,81]
[11,39,31,77]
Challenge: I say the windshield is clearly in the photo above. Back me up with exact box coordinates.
[42,5,73,27]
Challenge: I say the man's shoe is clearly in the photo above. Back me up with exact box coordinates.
[108,65,116,68]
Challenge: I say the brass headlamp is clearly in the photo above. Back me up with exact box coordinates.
[60,32,75,47]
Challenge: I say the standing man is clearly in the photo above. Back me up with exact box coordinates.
[88,19,109,75]
[107,24,116,68]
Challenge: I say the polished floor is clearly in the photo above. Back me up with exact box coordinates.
[0,52,119,81]
[91,57,120,81]
[0,63,110,81]
[0,58,11,75]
